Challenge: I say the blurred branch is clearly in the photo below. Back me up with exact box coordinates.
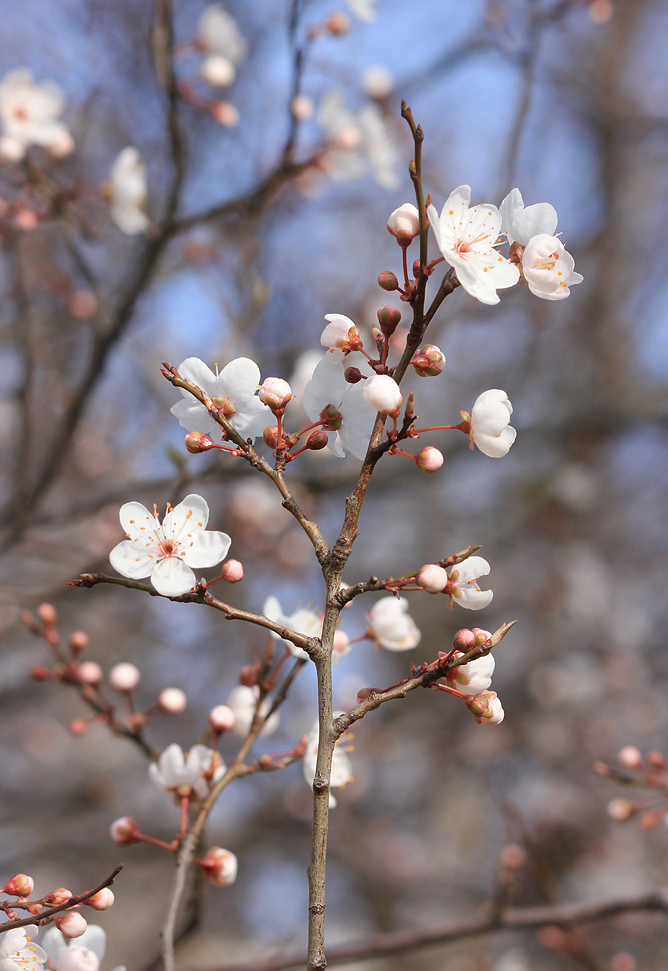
[187,888,668,971]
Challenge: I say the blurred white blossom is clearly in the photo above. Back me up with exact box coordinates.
[368,597,421,651]
[303,715,353,808]
[109,148,150,235]
[319,90,399,188]
[0,69,72,161]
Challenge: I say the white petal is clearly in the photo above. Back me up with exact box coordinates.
[232,395,272,441]
[454,556,491,584]
[170,398,216,434]
[328,432,346,458]
[456,588,494,610]
[150,556,196,596]
[263,595,284,640]
[41,929,67,965]
[219,357,261,404]
[475,424,517,458]
[109,541,156,580]
[163,494,209,542]
[182,530,231,568]
[73,928,106,962]
[178,357,218,395]
[119,501,158,542]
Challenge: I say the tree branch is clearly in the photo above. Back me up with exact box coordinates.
[0,866,123,933]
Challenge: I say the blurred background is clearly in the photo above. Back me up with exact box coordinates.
[1,0,668,969]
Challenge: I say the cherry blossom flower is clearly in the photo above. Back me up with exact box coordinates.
[387,203,420,243]
[109,494,231,597]
[368,597,421,651]
[201,847,238,885]
[447,649,495,695]
[0,926,46,971]
[362,66,393,99]
[500,189,582,300]
[469,389,516,458]
[447,556,493,610]
[41,926,125,971]
[149,743,225,800]
[262,595,321,662]
[109,148,150,236]
[0,69,73,162]
[320,314,363,359]
[198,6,247,64]
[427,186,519,305]
[362,374,402,415]
[228,685,280,737]
[318,91,399,189]
[303,715,353,808]
[347,0,377,21]
[303,359,375,459]
[170,357,271,442]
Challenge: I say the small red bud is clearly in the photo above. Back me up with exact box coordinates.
[646,749,666,768]
[325,12,350,34]
[263,426,280,449]
[239,664,259,688]
[44,888,73,906]
[37,603,57,626]
[305,430,329,451]
[185,431,216,453]
[344,366,363,384]
[30,665,52,681]
[378,271,398,291]
[69,719,88,735]
[377,305,401,338]
[2,874,35,897]
[69,631,89,652]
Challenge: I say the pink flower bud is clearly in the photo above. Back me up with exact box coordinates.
[69,290,98,319]
[55,912,88,938]
[77,662,103,686]
[263,426,280,449]
[14,208,39,231]
[37,603,57,626]
[201,847,238,886]
[607,798,636,821]
[84,888,114,911]
[411,344,445,377]
[499,844,526,870]
[344,367,363,384]
[44,888,73,906]
[417,564,448,594]
[453,629,476,649]
[291,95,314,120]
[69,631,89,652]
[30,665,52,681]
[209,704,236,732]
[2,874,34,897]
[618,746,642,770]
[48,132,75,159]
[185,431,216,453]
[325,12,351,35]
[109,662,140,691]
[239,664,259,688]
[258,377,294,411]
[362,66,393,100]
[646,749,665,768]
[158,687,187,714]
[333,630,350,654]
[387,203,420,245]
[378,271,398,291]
[305,430,329,451]
[222,559,244,583]
[211,101,240,127]
[110,815,142,846]
[376,305,402,338]
[69,719,88,735]
[610,954,637,971]
[415,446,444,473]
[362,375,402,415]
[472,627,491,646]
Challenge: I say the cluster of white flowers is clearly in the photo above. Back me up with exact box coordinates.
[446,629,505,726]
[318,90,399,189]
[0,69,74,162]
[0,926,46,971]
[149,742,225,800]
[41,926,125,971]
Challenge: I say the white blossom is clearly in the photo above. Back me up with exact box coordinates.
[427,186,519,305]
[109,494,230,597]
[197,5,247,91]
[362,66,393,99]
[41,927,125,971]
[500,188,583,300]
[170,356,271,442]
[362,374,402,415]
[469,389,516,458]
[448,649,495,695]
[477,692,505,725]
[0,69,72,161]
[347,0,377,21]
[448,556,493,610]
[320,313,362,359]
[303,715,353,808]
[387,202,420,242]
[228,685,279,737]
[368,597,421,651]
[262,595,320,662]
[319,91,399,189]
[303,358,375,459]
[109,148,150,235]
[0,927,46,971]
[149,743,225,799]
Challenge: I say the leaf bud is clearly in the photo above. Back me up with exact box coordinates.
[344,366,363,384]
[376,305,402,338]
[305,430,329,451]
[378,270,399,291]
[185,431,216,453]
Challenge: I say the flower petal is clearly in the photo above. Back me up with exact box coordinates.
[232,394,272,441]
[41,929,67,965]
[182,530,231,569]
[119,501,158,542]
[454,555,490,584]
[163,494,209,543]
[219,357,261,404]
[475,424,517,458]
[177,357,218,396]
[170,397,216,433]
[109,541,156,580]
[150,557,196,597]
[74,927,106,962]
[456,588,494,610]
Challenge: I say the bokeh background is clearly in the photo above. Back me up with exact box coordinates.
[1,0,668,969]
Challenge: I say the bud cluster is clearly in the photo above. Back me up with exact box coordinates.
[598,746,668,832]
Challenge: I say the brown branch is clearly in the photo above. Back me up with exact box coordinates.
[0,865,123,933]
[186,888,668,971]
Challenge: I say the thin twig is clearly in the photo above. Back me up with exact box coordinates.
[0,866,123,933]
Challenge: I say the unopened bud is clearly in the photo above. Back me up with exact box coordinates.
[356,687,375,701]
[185,431,216,453]
[362,375,402,415]
[646,749,665,768]
[472,627,490,646]
[618,746,643,770]
[258,377,294,412]
[325,12,351,34]
[55,912,88,938]
[416,564,448,594]
[44,888,73,906]
[499,844,526,870]
[607,798,636,821]
[109,662,140,691]
[201,847,238,886]
[411,344,445,377]
[222,559,244,582]
[333,629,350,654]
[592,760,611,777]
[239,664,259,688]
[466,695,489,717]
[69,631,89,652]
[453,629,476,650]
[610,954,637,971]
[378,270,399,291]
[263,426,280,449]
[158,687,187,714]
[37,603,57,626]
[2,874,34,897]
[291,94,314,121]
[84,888,114,911]
[209,704,236,732]
[69,719,88,735]
[212,396,237,419]
[415,446,444,473]
[30,665,52,681]
[376,305,401,338]
[305,430,329,451]
[110,815,142,846]
[200,54,236,88]
[387,203,420,245]
[78,661,103,686]
[211,101,240,128]
[344,367,363,384]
